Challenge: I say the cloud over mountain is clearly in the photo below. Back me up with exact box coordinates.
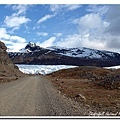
[0,4,120,53]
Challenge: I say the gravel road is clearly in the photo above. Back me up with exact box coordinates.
[0,76,85,116]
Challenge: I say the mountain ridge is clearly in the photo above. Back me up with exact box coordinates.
[8,42,120,67]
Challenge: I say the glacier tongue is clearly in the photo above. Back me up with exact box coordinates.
[16,64,78,75]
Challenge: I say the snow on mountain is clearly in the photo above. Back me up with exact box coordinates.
[8,42,120,67]
[47,46,115,59]
[10,42,117,59]
[28,42,36,47]
[19,48,32,53]
[16,64,78,75]
[104,65,120,69]
[46,46,68,51]
[18,42,42,53]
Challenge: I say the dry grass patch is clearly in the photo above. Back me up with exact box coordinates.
[46,66,120,114]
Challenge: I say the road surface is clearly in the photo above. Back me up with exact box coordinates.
[0,76,84,116]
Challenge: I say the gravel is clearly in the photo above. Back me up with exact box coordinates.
[0,76,86,116]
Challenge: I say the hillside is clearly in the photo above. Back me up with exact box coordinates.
[8,42,120,67]
[46,66,120,114]
[0,41,25,83]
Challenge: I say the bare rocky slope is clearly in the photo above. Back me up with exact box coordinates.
[0,41,24,83]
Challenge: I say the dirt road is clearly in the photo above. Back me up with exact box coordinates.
[0,76,85,116]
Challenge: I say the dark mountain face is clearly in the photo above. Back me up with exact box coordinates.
[19,42,42,52]
[8,42,120,67]
[24,42,42,51]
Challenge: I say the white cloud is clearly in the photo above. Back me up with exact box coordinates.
[105,5,120,35]
[56,34,81,48]
[86,5,120,52]
[6,42,27,52]
[74,13,105,35]
[10,36,26,43]
[2,4,120,53]
[53,33,106,51]
[1,5,30,52]
[37,14,54,24]
[54,33,62,37]
[44,5,109,51]
[4,5,31,31]
[87,5,108,16]
[36,34,81,49]
[37,37,56,48]
[11,4,29,16]
[50,4,81,12]
[0,28,10,39]
[1,40,13,45]
[50,4,60,12]
[4,15,30,29]
[66,8,110,51]
[80,35,106,50]
[0,27,27,52]
[69,5,120,52]
[1,38,27,52]
[37,32,48,36]
[64,4,82,11]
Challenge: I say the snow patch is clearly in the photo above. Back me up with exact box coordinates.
[19,48,32,53]
[104,65,120,69]
[55,47,102,58]
[28,42,36,47]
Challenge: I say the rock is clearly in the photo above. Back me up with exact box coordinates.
[85,104,90,108]
[75,94,86,102]
[57,91,61,94]
[56,79,59,81]
[0,41,24,82]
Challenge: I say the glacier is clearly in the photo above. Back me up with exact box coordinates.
[16,64,78,75]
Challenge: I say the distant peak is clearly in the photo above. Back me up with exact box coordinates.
[22,42,43,52]
[28,42,36,47]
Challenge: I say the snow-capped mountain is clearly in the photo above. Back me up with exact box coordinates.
[47,46,117,59]
[19,42,42,53]
[8,42,120,67]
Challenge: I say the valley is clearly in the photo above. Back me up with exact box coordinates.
[0,41,119,116]
[0,4,120,117]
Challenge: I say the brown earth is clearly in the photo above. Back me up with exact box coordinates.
[46,66,120,115]
[0,41,25,83]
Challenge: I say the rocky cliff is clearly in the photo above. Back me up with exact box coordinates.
[0,41,24,83]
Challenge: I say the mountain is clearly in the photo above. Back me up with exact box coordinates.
[0,41,24,83]
[8,42,120,67]
[19,42,42,53]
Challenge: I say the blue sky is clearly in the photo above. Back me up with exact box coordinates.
[0,4,120,52]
